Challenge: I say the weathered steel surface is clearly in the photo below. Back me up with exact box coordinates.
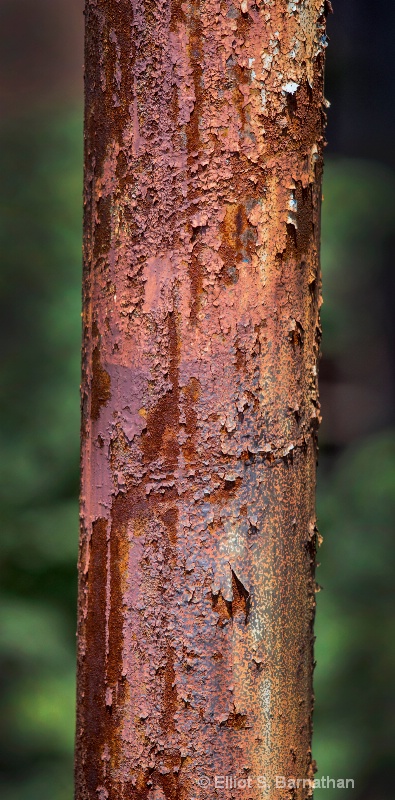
[76,1,328,799]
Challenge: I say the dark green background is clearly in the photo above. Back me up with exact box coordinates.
[1,2,394,798]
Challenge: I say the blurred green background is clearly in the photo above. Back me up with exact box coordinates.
[0,2,394,799]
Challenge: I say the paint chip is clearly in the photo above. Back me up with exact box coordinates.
[282,81,299,95]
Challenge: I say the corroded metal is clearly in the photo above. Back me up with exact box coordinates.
[76,1,328,799]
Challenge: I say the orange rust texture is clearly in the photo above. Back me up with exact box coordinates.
[76,1,328,799]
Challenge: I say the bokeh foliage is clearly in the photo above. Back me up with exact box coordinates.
[0,111,81,800]
[0,110,394,799]
[314,159,395,798]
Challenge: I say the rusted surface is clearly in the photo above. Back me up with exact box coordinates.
[76,1,328,798]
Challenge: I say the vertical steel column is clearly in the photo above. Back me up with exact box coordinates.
[76,1,328,798]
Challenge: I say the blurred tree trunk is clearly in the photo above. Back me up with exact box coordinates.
[76,2,328,798]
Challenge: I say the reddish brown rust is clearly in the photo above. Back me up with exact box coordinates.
[76,1,328,799]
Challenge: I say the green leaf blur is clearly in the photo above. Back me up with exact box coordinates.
[0,110,82,800]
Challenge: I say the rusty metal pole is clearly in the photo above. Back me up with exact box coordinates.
[76,1,328,798]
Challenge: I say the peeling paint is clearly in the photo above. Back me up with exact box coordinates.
[76,1,328,798]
